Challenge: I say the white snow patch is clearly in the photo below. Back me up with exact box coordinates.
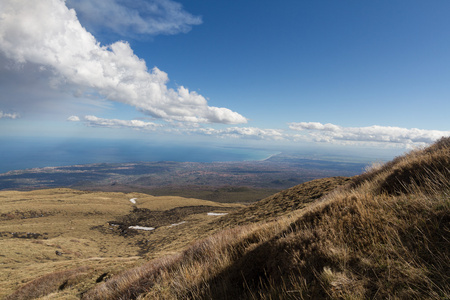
[128,225,154,231]
[207,212,228,216]
[130,198,137,204]
[170,221,187,227]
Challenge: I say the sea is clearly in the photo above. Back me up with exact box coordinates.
[0,137,277,173]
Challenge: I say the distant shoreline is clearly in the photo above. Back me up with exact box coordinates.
[0,138,278,173]
[259,152,282,161]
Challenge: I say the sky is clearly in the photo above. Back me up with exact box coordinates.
[1,0,450,163]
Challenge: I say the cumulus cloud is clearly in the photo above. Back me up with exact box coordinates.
[289,122,340,132]
[289,122,450,147]
[0,111,19,119]
[66,0,202,37]
[72,115,161,130]
[0,0,246,124]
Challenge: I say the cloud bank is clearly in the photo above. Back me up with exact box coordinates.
[66,0,202,37]
[69,115,160,130]
[289,122,450,147]
[69,114,282,139]
[67,113,449,149]
[0,0,246,124]
[0,111,19,119]
[68,115,448,148]
[193,127,285,140]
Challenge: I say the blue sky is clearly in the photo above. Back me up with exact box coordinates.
[1,0,449,159]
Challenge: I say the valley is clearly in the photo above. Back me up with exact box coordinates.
[0,188,244,298]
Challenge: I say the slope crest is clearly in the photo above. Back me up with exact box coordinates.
[215,176,352,227]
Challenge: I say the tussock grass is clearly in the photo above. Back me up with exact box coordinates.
[82,137,449,299]
[215,176,352,227]
[352,136,450,195]
[5,266,91,300]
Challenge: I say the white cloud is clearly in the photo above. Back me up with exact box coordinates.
[66,0,202,37]
[192,126,285,140]
[289,122,340,132]
[67,115,449,148]
[70,115,283,139]
[0,0,246,124]
[0,111,19,119]
[79,115,161,130]
[67,115,80,122]
[289,122,450,147]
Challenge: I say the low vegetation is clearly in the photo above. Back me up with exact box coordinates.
[214,176,352,227]
[3,137,449,299]
[4,266,92,300]
[0,190,243,298]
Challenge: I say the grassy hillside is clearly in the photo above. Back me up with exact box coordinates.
[214,176,352,227]
[0,190,243,299]
[3,137,449,299]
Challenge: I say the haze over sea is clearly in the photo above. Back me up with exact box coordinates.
[0,137,278,173]
[0,136,404,174]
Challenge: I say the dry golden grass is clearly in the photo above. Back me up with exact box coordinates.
[0,189,243,298]
[80,137,449,299]
[214,176,352,227]
[4,266,92,300]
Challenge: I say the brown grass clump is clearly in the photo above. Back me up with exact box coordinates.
[352,136,450,195]
[215,176,352,227]
[5,266,91,300]
[81,137,449,299]
[81,224,278,299]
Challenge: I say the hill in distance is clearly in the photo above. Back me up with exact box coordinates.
[2,137,449,299]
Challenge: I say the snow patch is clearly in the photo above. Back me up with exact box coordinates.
[128,225,154,231]
[207,212,228,216]
[130,198,137,204]
[170,221,187,227]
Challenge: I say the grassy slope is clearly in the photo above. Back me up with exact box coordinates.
[78,185,282,204]
[0,189,243,299]
[215,176,352,227]
[80,137,449,300]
